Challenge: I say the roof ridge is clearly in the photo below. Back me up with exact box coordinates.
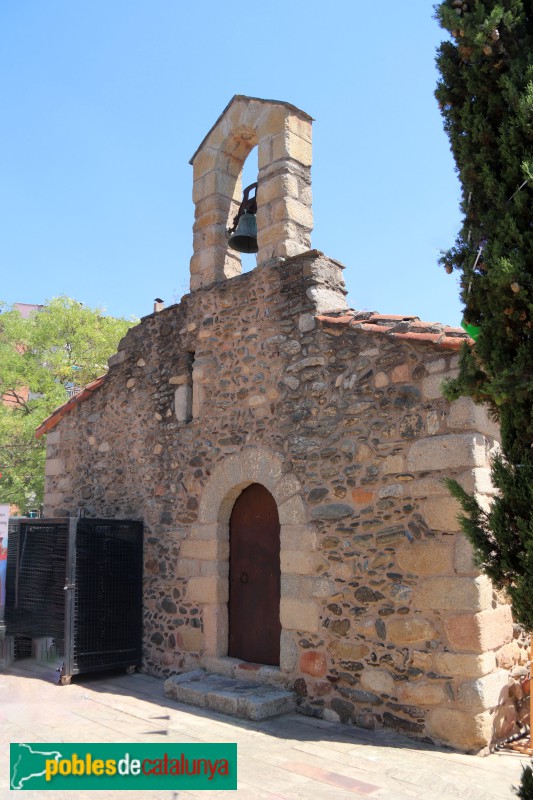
[317,309,472,351]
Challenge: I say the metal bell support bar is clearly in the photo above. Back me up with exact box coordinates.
[227,182,258,253]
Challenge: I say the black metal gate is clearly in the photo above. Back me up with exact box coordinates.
[5,517,143,682]
[4,518,69,651]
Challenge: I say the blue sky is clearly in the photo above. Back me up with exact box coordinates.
[0,1,463,326]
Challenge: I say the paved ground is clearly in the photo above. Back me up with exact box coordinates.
[0,659,529,799]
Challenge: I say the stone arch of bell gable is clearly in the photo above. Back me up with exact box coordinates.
[189,96,313,290]
[187,446,318,668]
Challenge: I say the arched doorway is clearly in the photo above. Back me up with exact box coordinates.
[228,483,281,666]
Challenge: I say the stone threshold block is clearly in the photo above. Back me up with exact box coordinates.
[202,655,290,687]
[164,669,296,721]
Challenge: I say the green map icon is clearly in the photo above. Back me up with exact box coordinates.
[11,743,63,790]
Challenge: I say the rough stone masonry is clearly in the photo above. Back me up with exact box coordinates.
[38,96,528,753]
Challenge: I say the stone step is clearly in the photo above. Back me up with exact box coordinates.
[164,669,296,721]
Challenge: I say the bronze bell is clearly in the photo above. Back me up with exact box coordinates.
[227,182,258,253]
[228,211,258,253]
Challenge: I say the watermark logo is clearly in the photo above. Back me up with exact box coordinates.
[10,743,237,790]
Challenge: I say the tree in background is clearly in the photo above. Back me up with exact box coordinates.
[0,297,135,512]
[434,1,533,629]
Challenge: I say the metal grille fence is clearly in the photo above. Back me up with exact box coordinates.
[5,517,143,681]
[5,518,68,653]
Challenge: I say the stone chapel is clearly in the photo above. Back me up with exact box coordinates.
[37,96,527,752]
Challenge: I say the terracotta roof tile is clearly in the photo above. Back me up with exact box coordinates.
[401,320,444,331]
[35,375,107,438]
[351,322,393,334]
[363,314,420,323]
[441,327,469,336]
[439,336,466,351]
[391,332,448,345]
[315,314,355,326]
[317,309,472,351]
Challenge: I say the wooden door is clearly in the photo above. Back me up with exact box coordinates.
[228,483,281,666]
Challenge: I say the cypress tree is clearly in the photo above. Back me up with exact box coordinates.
[516,764,533,799]
[434,2,533,628]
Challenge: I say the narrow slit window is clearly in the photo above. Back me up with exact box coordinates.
[174,352,194,423]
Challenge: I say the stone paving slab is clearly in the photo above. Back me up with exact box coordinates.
[164,669,297,720]
[0,659,529,799]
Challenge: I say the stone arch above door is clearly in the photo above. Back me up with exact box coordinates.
[186,446,325,670]
[198,446,305,525]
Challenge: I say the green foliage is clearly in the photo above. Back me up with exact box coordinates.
[516,764,533,799]
[0,408,46,513]
[435,1,533,629]
[0,297,136,512]
[446,457,533,630]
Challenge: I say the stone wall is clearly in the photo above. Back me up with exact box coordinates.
[42,251,524,752]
